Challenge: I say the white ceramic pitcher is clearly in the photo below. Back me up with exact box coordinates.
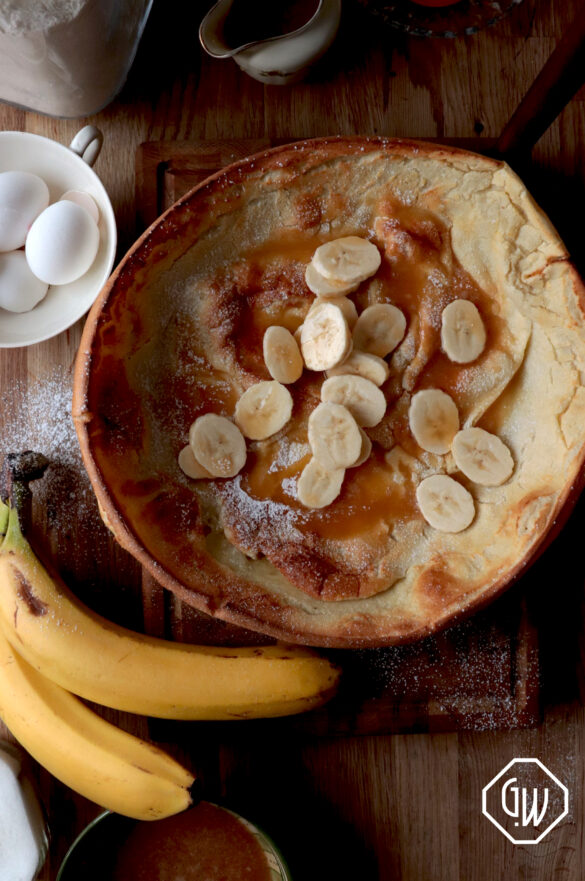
[199,0,342,85]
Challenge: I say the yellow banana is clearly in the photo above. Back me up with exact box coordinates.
[0,500,340,719]
[0,628,194,820]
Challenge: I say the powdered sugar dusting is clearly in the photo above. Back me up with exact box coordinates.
[1,366,80,467]
[0,364,107,548]
[267,439,309,473]
[220,474,307,545]
[281,476,298,500]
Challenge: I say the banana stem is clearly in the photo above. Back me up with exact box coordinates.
[2,505,26,555]
[0,499,8,542]
[0,452,49,535]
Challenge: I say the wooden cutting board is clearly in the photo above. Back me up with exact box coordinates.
[136,139,540,735]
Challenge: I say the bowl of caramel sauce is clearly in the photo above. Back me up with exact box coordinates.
[57,802,292,881]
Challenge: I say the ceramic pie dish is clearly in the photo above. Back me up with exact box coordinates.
[73,137,585,648]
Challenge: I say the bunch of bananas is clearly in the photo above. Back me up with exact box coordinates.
[0,496,340,820]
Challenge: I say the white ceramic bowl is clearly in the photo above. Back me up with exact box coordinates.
[0,127,117,348]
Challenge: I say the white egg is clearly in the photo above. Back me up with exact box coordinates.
[0,250,49,313]
[0,171,50,252]
[25,201,100,286]
[59,190,100,224]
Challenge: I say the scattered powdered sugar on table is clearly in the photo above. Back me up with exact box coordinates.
[0,364,104,537]
[1,366,147,616]
[1,366,80,468]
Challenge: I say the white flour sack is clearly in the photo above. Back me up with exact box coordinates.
[0,0,151,117]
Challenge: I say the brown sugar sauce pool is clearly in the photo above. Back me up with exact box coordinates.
[206,197,501,541]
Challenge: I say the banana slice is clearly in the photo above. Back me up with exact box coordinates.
[326,350,389,386]
[452,427,514,486]
[309,295,358,329]
[321,374,386,427]
[441,299,486,363]
[300,301,351,371]
[297,457,345,509]
[234,380,293,440]
[308,402,362,470]
[352,303,407,357]
[408,389,459,454]
[294,324,304,345]
[305,262,358,297]
[189,414,247,477]
[416,474,475,533]
[263,326,303,384]
[313,236,381,284]
[178,444,212,479]
[350,428,372,468]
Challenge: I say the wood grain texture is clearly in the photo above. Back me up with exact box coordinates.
[1,0,584,878]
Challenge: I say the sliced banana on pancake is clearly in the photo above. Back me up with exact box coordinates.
[308,401,362,470]
[178,444,213,479]
[189,414,247,477]
[408,389,459,454]
[234,380,293,440]
[313,236,381,284]
[350,428,372,468]
[297,457,345,509]
[263,325,304,384]
[309,295,358,329]
[326,350,390,387]
[441,299,486,363]
[305,261,358,297]
[321,374,386,427]
[300,301,352,371]
[416,474,475,533]
[452,427,514,486]
[352,303,407,358]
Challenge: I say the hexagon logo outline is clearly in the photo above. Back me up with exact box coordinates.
[482,757,569,845]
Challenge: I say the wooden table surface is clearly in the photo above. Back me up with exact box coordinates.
[2,1,585,878]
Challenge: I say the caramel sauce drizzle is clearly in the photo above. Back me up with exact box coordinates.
[203,198,500,541]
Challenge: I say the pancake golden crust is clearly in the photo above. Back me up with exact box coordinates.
[74,137,585,647]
